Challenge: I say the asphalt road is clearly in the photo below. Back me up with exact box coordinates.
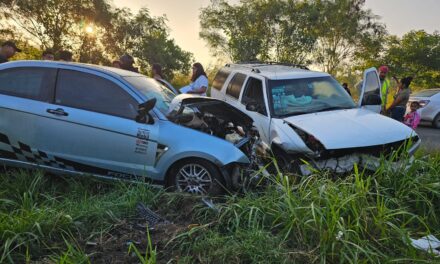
[416,123,440,152]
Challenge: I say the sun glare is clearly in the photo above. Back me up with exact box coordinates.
[85,25,94,34]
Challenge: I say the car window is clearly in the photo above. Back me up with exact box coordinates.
[226,73,247,99]
[124,76,176,115]
[0,67,56,102]
[241,77,267,116]
[413,90,440,97]
[212,68,231,91]
[55,70,138,119]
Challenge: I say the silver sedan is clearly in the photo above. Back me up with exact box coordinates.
[408,89,440,128]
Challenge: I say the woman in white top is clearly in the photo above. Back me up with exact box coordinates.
[182,62,208,96]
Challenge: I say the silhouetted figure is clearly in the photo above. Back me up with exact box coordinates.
[342,83,352,96]
[58,50,73,62]
[42,49,55,60]
[0,40,21,63]
[120,54,139,72]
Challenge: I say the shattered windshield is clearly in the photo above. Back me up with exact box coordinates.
[269,76,356,117]
[124,76,176,115]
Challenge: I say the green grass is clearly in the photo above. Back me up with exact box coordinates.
[1,151,440,263]
[0,170,159,263]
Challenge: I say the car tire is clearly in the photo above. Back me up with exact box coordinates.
[167,158,225,195]
[433,113,440,129]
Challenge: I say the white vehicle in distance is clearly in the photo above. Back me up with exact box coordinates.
[407,88,440,128]
[211,63,421,175]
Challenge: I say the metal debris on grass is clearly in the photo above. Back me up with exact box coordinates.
[136,202,171,227]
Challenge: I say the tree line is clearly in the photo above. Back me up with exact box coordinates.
[200,0,440,88]
[0,0,193,78]
[1,0,439,88]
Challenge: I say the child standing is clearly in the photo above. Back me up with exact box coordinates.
[404,101,421,129]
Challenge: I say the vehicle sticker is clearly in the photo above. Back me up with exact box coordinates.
[137,128,150,140]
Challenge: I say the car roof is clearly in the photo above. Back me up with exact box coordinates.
[1,60,143,78]
[225,63,330,80]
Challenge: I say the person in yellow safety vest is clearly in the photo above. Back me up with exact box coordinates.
[378,65,392,113]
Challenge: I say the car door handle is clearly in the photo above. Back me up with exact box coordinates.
[47,108,69,116]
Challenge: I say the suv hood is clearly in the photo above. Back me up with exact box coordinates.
[283,108,416,149]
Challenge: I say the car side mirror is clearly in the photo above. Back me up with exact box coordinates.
[136,97,157,123]
[363,94,381,106]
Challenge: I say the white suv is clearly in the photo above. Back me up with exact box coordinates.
[211,63,420,175]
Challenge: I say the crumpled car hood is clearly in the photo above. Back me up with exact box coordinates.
[168,94,254,128]
[283,108,417,149]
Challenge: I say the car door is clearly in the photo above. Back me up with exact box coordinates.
[239,76,271,143]
[37,68,159,181]
[358,67,382,113]
[0,66,57,166]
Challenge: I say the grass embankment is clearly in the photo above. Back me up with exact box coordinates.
[1,151,440,263]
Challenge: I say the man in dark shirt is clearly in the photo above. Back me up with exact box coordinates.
[120,54,139,73]
[0,40,22,63]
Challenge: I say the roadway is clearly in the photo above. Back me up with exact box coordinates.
[416,123,440,152]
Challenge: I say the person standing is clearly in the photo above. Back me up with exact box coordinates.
[151,63,179,94]
[42,49,55,60]
[112,60,122,68]
[404,101,421,129]
[342,83,352,96]
[0,40,21,63]
[58,50,73,62]
[119,54,139,73]
[378,65,391,113]
[181,62,208,96]
[386,76,413,121]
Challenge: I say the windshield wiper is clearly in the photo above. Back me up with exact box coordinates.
[315,106,353,112]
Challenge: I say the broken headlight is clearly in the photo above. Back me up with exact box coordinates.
[289,124,325,154]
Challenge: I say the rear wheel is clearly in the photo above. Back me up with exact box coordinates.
[433,113,440,128]
[167,158,225,195]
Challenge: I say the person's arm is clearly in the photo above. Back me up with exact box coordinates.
[187,76,208,94]
[187,86,207,94]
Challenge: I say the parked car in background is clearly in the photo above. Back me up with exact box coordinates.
[211,63,420,175]
[0,61,264,195]
[407,88,440,128]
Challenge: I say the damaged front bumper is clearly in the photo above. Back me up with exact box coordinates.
[299,138,421,176]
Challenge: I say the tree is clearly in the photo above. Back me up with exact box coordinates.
[199,0,316,64]
[103,8,193,78]
[384,30,440,88]
[0,0,113,52]
[311,0,386,75]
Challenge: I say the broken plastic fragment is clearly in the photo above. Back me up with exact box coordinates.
[201,197,219,212]
[136,202,170,227]
[410,235,440,255]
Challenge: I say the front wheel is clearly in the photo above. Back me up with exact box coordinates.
[167,158,225,195]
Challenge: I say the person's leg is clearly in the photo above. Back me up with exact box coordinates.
[391,106,405,121]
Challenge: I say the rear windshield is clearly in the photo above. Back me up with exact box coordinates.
[413,90,440,97]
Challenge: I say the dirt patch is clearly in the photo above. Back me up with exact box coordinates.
[86,194,208,263]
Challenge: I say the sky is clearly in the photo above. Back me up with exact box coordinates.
[112,0,440,67]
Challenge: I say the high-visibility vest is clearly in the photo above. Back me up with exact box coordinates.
[381,78,391,108]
